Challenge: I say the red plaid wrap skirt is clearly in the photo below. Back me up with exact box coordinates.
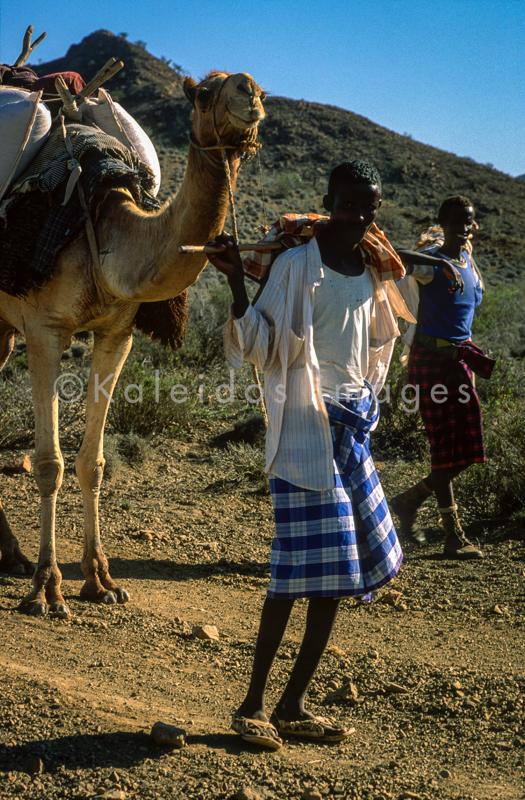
[408,341,485,470]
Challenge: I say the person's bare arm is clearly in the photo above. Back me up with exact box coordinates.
[396,249,464,294]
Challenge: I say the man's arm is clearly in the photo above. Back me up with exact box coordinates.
[396,249,464,294]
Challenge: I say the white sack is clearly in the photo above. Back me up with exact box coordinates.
[0,88,52,201]
[79,89,161,196]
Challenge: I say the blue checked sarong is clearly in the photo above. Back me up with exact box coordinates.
[267,385,402,599]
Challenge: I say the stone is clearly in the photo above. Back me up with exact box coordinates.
[192,624,220,641]
[102,791,126,800]
[381,590,403,606]
[324,682,358,704]
[2,455,31,474]
[439,769,452,778]
[139,531,153,541]
[302,790,323,800]
[151,721,186,748]
[368,649,379,660]
[235,786,275,800]
[383,681,409,694]
[326,645,346,657]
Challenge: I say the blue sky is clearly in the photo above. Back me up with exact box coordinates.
[2,0,524,176]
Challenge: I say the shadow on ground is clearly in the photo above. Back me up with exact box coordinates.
[56,558,270,584]
[0,731,260,774]
[0,730,151,773]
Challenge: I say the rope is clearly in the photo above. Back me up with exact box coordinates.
[59,112,101,272]
[256,148,269,232]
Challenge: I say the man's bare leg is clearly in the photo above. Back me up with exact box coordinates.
[236,597,294,722]
[273,597,341,721]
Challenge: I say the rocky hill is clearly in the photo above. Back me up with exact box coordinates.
[33,30,525,283]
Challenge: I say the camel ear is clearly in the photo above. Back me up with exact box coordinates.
[195,86,214,112]
[183,76,198,106]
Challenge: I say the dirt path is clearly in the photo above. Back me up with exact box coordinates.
[1,424,525,800]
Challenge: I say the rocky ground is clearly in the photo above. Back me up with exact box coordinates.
[1,415,525,800]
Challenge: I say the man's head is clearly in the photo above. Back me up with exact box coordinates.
[323,161,382,246]
[438,195,475,248]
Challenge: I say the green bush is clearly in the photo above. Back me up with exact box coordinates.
[456,395,525,520]
[270,173,301,198]
[472,282,525,341]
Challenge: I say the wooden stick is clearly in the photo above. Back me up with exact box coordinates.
[178,242,285,255]
[74,59,124,102]
[14,25,47,67]
[55,76,82,120]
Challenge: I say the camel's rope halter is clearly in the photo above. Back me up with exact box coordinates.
[189,77,267,426]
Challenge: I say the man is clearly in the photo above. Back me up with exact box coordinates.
[207,161,448,750]
[391,195,493,559]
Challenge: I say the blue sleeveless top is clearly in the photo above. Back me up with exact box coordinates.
[417,251,482,343]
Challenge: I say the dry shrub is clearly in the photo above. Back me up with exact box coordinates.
[0,373,34,448]
[213,442,269,493]
[108,362,196,436]
[103,433,151,481]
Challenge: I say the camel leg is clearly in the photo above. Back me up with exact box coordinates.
[76,330,133,604]
[0,498,35,575]
[0,323,36,575]
[19,329,70,617]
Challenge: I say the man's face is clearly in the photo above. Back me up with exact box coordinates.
[324,182,381,246]
[442,205,475,247]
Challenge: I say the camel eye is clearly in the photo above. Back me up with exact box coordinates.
[260,92,266,101]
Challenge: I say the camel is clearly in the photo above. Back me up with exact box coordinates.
[0,70,266,617]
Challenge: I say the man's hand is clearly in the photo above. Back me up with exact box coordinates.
[440,263,465,294]
[207,232,244,282]
[207,232,249,319]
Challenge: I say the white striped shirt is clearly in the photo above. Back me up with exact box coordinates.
[224,237,415,491]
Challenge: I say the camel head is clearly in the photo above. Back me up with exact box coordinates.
[183,71,266,153]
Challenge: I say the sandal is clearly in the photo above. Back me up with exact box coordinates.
[270,713,353,743]
[231,715,283,750]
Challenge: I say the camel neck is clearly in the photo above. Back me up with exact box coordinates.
[174,145,241,237]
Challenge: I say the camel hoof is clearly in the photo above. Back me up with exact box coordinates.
[51,603,71,618]
[102,591,117,605]
[9,562,28,576]
[116,588,130,604]
[0,558,36,577]
[19,600,48,617]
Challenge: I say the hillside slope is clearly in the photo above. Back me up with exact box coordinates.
[33,30,524,280]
